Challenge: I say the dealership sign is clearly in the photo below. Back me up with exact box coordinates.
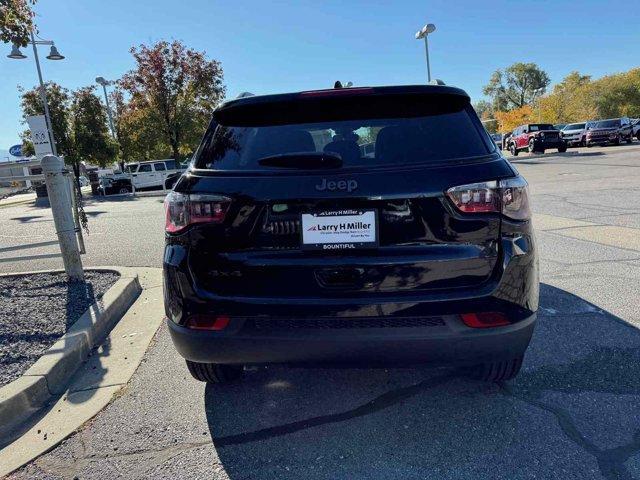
[9,144,22,157]
[26,115,53,159]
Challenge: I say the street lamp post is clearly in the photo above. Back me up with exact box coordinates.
[95,77,116,138]
[415,23,436,83]
[7,32,65,156]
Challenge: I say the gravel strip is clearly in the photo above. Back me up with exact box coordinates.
[0,271,120,387]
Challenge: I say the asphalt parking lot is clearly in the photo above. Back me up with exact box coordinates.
[3,144,640,479]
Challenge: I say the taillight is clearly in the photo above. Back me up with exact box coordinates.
[445,176,531,220]
[164,192,230,233]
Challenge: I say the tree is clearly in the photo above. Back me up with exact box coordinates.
[473,100,497,133]
[495,105,534,133]
[120,40,225,161]
[109,86,170,164]
[0,0,36,47]
[483,63,550,111]
[70,86,117,173]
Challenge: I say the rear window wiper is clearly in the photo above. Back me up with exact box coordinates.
[257,152,343,169]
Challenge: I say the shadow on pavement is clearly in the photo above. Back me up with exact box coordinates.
[204,284,640,480]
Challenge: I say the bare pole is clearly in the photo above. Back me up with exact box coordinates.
[424,36,432,82]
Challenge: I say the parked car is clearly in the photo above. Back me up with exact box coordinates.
[78,175,90,187]
[560,122,587,147]
[125,159,182,190]
[99,176,132,195]
[164,163,187,190]
[508,123,567,156]
[490,133,503,149]
[631,118,640,140]
[501,131,512,150]
[164,84,538,384]
[585,117,634,147]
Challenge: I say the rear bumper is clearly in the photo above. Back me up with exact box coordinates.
[167,313,536,366]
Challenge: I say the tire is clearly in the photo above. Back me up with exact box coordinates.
[612,138,620,146]
[581,137,586,147]
[557,145,567,153]
[118,187,130,194]
[636,132,640,141]
[527,139,536,153]
[626,134,633,144]
[586,141,592,148]
[509,143,518,156]
[186,360,243,383]
[469,356,524,382]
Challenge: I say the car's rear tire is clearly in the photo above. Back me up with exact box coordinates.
[186,360,243,383]
[469,356,524,382]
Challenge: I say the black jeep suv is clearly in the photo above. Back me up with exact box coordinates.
[163,85,539,384]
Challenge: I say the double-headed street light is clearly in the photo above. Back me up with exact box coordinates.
[415,23,436,83]
[95,77,117,138]
[7,31,65,156]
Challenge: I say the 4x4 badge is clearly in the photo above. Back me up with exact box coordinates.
[315,178,358,193]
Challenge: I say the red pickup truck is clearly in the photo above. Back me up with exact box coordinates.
[508,123,567,156]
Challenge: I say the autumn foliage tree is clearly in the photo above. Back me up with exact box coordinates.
[120,40,225,161]
[494,105,534,133]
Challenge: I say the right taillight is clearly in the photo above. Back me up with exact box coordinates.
[446,176,531,220]
[164,192,231,233]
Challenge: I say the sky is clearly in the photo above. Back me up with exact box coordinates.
[1,0,639,157]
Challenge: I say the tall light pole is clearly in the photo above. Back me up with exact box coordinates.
[415,23,436,83]
[8,32,65,156]
[95,76,116,138]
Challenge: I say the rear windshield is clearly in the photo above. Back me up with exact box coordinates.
[195,103,493,170]
[594,119,620,128]
[529,124,555,131]
[564,123,585,130]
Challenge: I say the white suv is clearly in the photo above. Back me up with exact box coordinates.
[125,160,181,190]
[560,123,587,147]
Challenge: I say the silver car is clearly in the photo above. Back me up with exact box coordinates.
[560,122,587,147]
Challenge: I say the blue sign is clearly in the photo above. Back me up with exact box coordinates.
[9,144,23,157]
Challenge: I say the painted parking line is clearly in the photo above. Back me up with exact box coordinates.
[534,213,640,252]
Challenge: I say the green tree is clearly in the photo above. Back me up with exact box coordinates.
[70,86,117,173]
[109,86,169,164]
[483,63,550,111]
[120,40,225,161]
[0,0,36,46]
[20,82,116,183]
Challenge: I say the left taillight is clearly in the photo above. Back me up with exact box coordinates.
[164,191,231,233]
[445,176,531,220]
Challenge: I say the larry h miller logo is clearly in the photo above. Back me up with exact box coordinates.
[307,220,371,232]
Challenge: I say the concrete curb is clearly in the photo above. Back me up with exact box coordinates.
[0,197,35,209]
[0,267,141,439]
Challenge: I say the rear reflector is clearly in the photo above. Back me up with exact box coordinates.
[185,315,230,331]
[460,312,510,328]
